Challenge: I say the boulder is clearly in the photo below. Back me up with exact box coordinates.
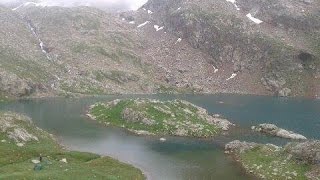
[8,128,39,142]
[278,88,292,97]
[121,108,145,123]
[253,124,307,140]
[225,140,259,153]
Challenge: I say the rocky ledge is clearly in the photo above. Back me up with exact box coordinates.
[88,99,234,138]
[252,123,307,140]
[225,140,320,180]
[0,112,41,147]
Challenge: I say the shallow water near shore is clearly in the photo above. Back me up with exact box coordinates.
[0,94,319,180]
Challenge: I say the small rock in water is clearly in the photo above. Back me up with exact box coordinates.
[60,158,68,163]
[16,143,24,147]
[159,138,166,142]
[32,159,40,164]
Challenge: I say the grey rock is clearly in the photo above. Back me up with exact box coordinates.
[121,108,145,123]
[285,141,320,164]
[254,123,307,140]
[225,140,259,153]
[279,88,292,97]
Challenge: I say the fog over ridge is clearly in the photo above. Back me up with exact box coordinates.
[0,0,148,11]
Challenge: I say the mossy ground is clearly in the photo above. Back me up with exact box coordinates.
[90,99,220,137]
[0,112,145,180]
[239,145,311,180]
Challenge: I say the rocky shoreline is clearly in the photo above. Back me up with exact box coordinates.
[87,98,235,138]
[252,123,307,140]
[0,111,145,179]
[225,140,320,180]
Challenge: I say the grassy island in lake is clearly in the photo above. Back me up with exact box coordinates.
[88,99,234,138]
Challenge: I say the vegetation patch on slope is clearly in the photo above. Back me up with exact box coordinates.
[0,112,145,180]
[88,99,234,137]
[225,140,320,180]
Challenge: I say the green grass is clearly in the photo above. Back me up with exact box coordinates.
[0,48,50,82]
[90,99,220,137]
[239,145,311,180]
[0,112,145,180]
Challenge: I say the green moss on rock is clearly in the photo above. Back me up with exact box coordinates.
[225,140,320,180]
[88,99,234,137]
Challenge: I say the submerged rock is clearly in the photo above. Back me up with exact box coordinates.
[252,123,307,140]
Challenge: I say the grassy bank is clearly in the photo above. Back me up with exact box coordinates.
[0,112,145,180]
[88,99,232,137]
[225,141,317,180]
[240,145,310,179]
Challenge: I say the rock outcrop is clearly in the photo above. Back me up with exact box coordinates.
[225,140,320,179]
[225,140,259,153]
[0,112,39,144]
[140,0,320,97]
[252,123,307,140]
[285,141,320,164]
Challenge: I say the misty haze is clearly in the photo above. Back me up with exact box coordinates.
[0,0,319,180]
[0,0,148,11]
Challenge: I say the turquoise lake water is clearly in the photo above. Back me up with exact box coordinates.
[0,94,319,179]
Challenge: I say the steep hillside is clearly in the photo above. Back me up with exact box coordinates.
[0,6,55,98]
[0,0,319,98]
[138,0,320,97]
[1,5,166,98]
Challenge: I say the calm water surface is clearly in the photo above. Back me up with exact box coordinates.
[0,94,319,180]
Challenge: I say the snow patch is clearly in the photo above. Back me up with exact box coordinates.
[148,10,153,14]
[39,41,46,53]
[137,21,150,28]
[246,13,263,24]
[129,21,135,24]
[226,0,240,10]
[154,25,164,31]
[226,73,237,81]
[177,7,181,10]
[212,65,219,73]
[175,38,182,44]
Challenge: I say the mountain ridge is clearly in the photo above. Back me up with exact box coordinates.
[0,0,319,99]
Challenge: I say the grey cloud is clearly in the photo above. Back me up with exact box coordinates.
[0,0,148,11]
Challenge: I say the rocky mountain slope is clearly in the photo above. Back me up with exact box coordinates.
[0,0,319,98]
[137,0,320,97]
